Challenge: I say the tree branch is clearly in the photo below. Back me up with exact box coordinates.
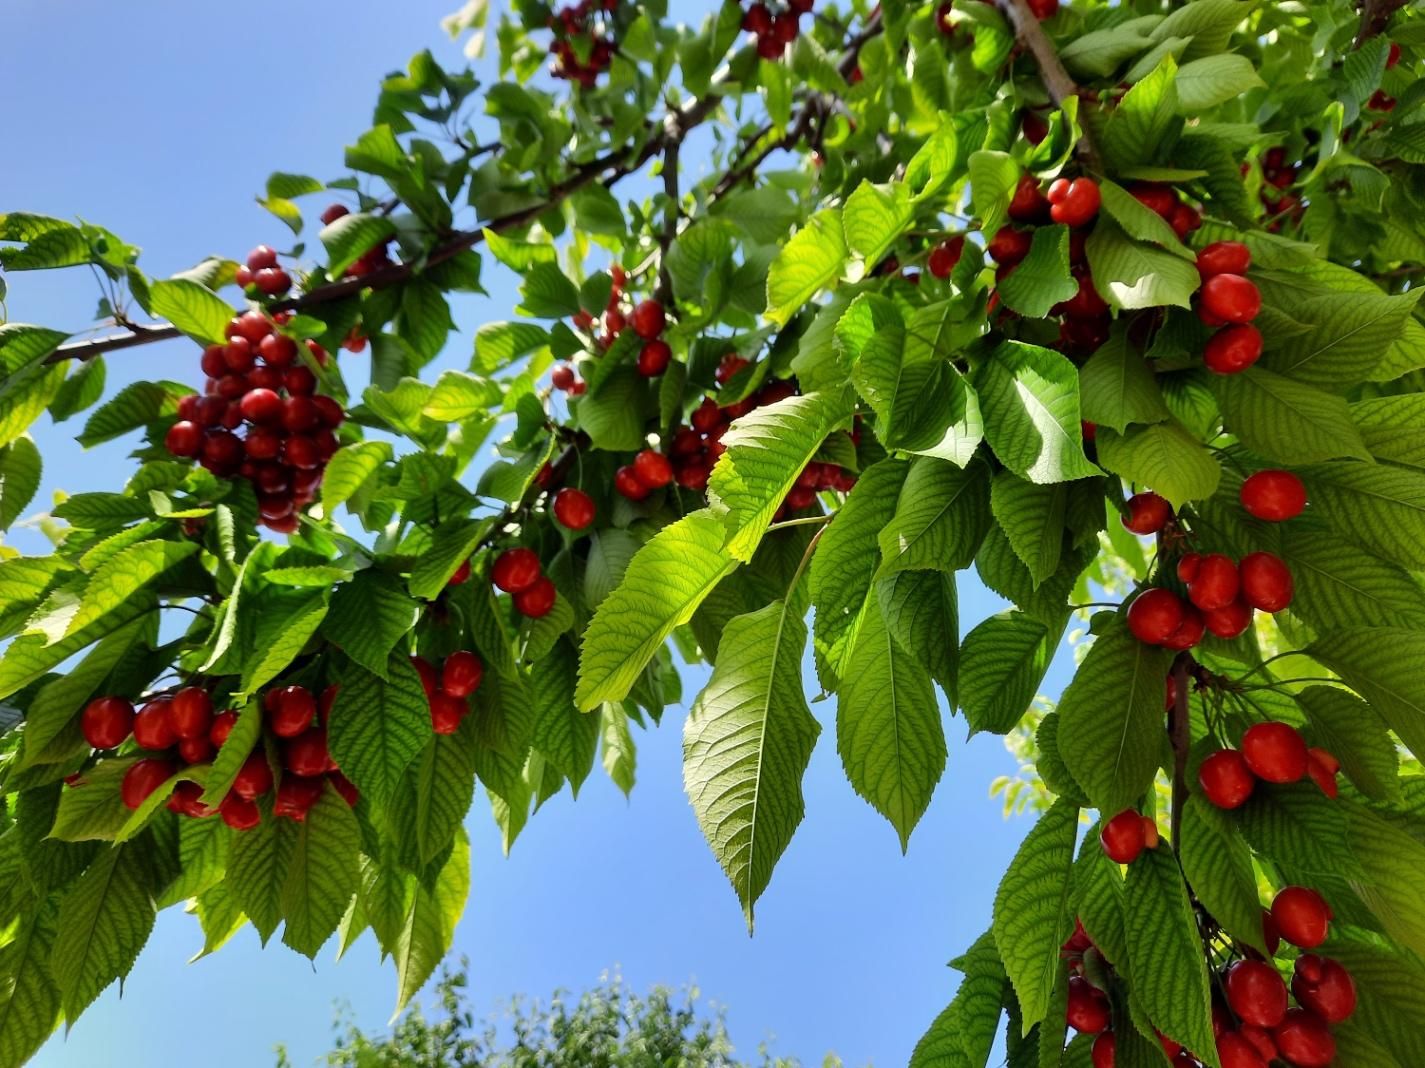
[1353,0,1406,48]
[996,0,1102,171]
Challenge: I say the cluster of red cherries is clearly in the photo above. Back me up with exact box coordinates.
[926,234,965,280]
[164,279,344,534]
[1255,148,1304,233]
[1194,241,1264,375]
[1069,882,1353,1067]
[741,0,813,61]
[319,203,395,280]
[409,650,485,735]
[1121,467,1306,651]
[1198,718,1340,811]
[558,274,672,388]
[487,547,558,619]
[546,0,620,88]
[85,682,355,831]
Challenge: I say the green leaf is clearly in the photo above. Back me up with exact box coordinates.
[0,436,41,530]
[51,841,157,1020]
[1102,55,1182,169]
[1122,848,1216,1059]
[77,380,186,448]
[974,342,1100,484]
[1179,796,1266,954]
[910,930,1007,1068]
[242,589,328,694]
[530,642,597,795]
[147,279,233,345]
[0,214,90,271]
[877,457,991,577]
[577,511,737,710]
[407,517,492,600]
[1097,180,1193,258]
[708,387,853,561]
[398,725,479,867]
[1085,218,1199,310]
[997,225,1078,318]
[1213,368,1369,464]
[473,321,550,372]
[1300,464,1425,571]
[1326,939,1425,1067]
[422,369,501,422]
[1175,54,1264,111]
[1353,394,1425,469]
[968,150,1021,238]
[64,540,196,639]
[765,208,847,326]
[1150,0,1252,58]
[229,811,296,942]
[325,571,421,680]
[1095,418,1220,508]
[683,601,820,928]
[1256,285,1419,390]
[993,798,1077,1033]
[1078,332,1171,433]
[280,789,361,958]
[320,212,397,276]
[0,899,61,1068]
[392,833,469,1014]
[0,588,155,702]
[836,594,946,850]
[1345,801,1425,959]
[991,473,1066,586]
[1294,686,1399,801]
[1058,625,1176,814]
[1308,628,1425,763]
[876,569,959,704]
[517,263,581,319]
[574,364,649,451]
[843,180,914,267]
[329,656,432,811]
[959,611,1056,735]
[1278,522,1425,632]
[599,703,637,797]
[0,363,65,453]
[47,356,105,422]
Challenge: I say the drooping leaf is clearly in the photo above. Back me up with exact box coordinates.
[973,342,1099,484]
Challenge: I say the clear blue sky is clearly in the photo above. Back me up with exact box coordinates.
[7,3,1076,1064]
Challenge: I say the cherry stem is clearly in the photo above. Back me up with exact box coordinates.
[766,514,833,532]
[784,525,827,603]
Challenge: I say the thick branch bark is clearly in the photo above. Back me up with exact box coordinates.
[996,0,1103,171]
[1354,0,1406,48]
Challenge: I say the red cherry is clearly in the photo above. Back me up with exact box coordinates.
[230,311,273,345]
[1225,960,1288,1029]
[771,11,798,44]
[1188,554,1239,611]
[201,428,244,470]
[1271,1008,1335,1067]
[133,699,177,750]
[1203,598,1253,639]
[674,458,711,490]
[1216,1032,1268,1068]
[1048,177,1101,228]
[328,770,360,807]
[1122,491,1171,535]
[1387,41,1402,67]
[1141,816,1160,850]
[1242,721,1308,783]
[246,245,279,271]
[441,651,484,699]
[1196,241,1251,278]
[257,333,298,369]
[630,299,667,340]
[1026,0,1058,18]
[1240,470,1305,521]
[1091,1032,1115,1068]
[1161,605,1205,651]
[1065,976,1110,1034]
[282,395,320,433]
[430,691,467,735]
[492,548,542,593]
[1199,749,1257,809]
[270,685,317,738]
[987,227,1033,265]
[1059,269,1110,319]
[633,449,674,488]
[604,309,626,335]
[178,735,214,765]
[200,344,228,378]
[209,709,239,749]
[1200,274,1261,324]
[513,576,557,618]
[1239,552,1293,612]
[164,420,203,458]
[1007,174,1050,223]
[637,340,672,376]
[320,204,350,226]
[312,395,345,428]
[283,728,330,778]
[1291,955,1356,1024]
[262,513,301,535]
[82,696,135,750]
[1306,747,1340,798]
[222,337,255,373]
[239,388,284,425]
[232,751,274,800]
[927,236,965,279]
[220,792,261,831]
[551,364,576,390]
[1100,809,1147,864]
[1176,553,1201,584]
[447,559,472,587]
[1203,324,1263,375]
[121,758,176,809]
[1271,886,1331,948]
[216,374,250,401]
[1130,182,1178,218]
[1022,111,1049,146]
[282,434,321,470]
[254,267,292,296]
[615,465,651,500]
[274,774,324,820]
[1127,588,1185,645]
[1368,88,1396,111]
[409,656,440,699]
[169,687,213,741]
[1170,203,1202,238]
[553,487,596,530]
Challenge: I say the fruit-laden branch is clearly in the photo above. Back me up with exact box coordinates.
[46,18,885,367]
[996,0,1103,171]
[1354,0,1406,47]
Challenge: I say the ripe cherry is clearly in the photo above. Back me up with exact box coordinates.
[1090,1032,1114,1068]
[1065,976,1110,1034]
[328,770,360,807]
[1007,174,1050,223]
[169,687,213,741]
[313,395,345,428]
[270,685,317,738]
[928,236,965,279]
[447,559,472,586]
[1026,0,1058,19]
[1127,588,1185,645]
[239,388,284,425]
[1021,111,1049,146]
[633,449,674,489]
[283,395,320,433]
[1240,1025,1278,1064]
[209,709,239,748]
[492,548,542,593]
[1122,491,1171,535]
[987,226,1032,265]
[1196,241,1251,278]
[1240,470,1305,522]
[1188,554,1239,612]
[430,691,467,735]
[1169,203,1202,239]
[82,696,136,751]
[167,780,214,818]
[1224,960,1288,1029]
[283,728,330,778]
[630,299,666,340]
[553,487,596,530]
[615,464,651,500]
[513,576,558,618]
[1242,721,1308,783]
[1388,41,1402,68]
[247,245,279,271]
[1216,1032,1268,1068]
[1198,749,1256,809]
[1176,553,1201,584]
[1271,886,1331,948]
[274,774,324,820]
[1200,274,1262,324]
[1204,324,1263,374]
[743,3,772,33]
[133,699,177,750]
[1271,1008,1335,1068]
[1100,809,1147,864]
[637,339,672,376]
[233,751,275,800]
[320,203,349,225]
[1306,747,1339,798]
[220,792,261,831]
[1239,552,1293,612]
[1203,598,1253,639]
[1291,955,1356,1024]
[122,758,176,810]
[178,735,214,765]
[552,363,576,390]
[253,267,292,296]
[165,420,203,458]
[1161,606,1205,651]
[441,651,484,699]
[1047,177,1101,228]
[410,655,440,699]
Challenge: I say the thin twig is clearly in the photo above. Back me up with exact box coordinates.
[1353,0,1407,48]
[996,0,1102,171]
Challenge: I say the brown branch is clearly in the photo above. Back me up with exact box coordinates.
[1353,0,1406,48]
[1169,652,1193,848]
[996,0,1103,171]
[654,137,681,306]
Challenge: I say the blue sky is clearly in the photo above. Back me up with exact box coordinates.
[7,3,1077,1064]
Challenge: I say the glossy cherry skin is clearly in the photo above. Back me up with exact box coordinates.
[209,709,239,748]
[1188,554,1240,612]
[1224,960,1288,1029]
[1215,1032,1268,1068]
[1240,470,1305,521]
[1127,588,1185,645]
[629,299,666,340]
[633,449,674,488]
[1202,598,1253,639]
[441,651,484,699]
[274,774,324,821]
[1200,274,1262,324]
[1242,721,1308,783]
[1100,809,1147,864]
[270,685,317,738]
[1198,749,1257,809]
[283,728,330,778]
[1007,174,1050,223]
[220,792,261,831]
[82,696,135,750]
[928,236,964,278]
[232,751,275,801]
[133,699,178,750]
[169,687,213,741]
[121,758,177,810]
[165,420,203,458]
[1239,552,1293,612]
[491,548,542,593]
[637,340,672,376]
[1122,492,1171,534]
[1196,241,1251,278]
[552,487,596,530]
[513,576,558,618]
[987,226,1032,265]
[430,691,467,735]
[1271,1008,1335,1067]
[615,465,651,500]
[1065,976,1110,1034]
[1204,324,1262,374]
[1047,177,1101,228]
[1291,955,1356,1024]
[1271,886,1331,948]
